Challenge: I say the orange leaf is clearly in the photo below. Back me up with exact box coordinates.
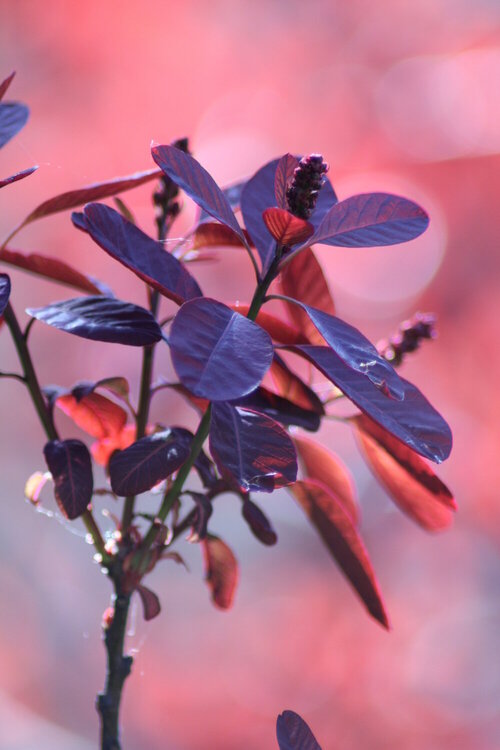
[269,356,324,414]
[230,303,309,345]
[294,435,359,524]
[56,392,127,440]
[353,414,455,531]
[263,207,314,246]
[91,424,137,467]
[289,479,389,629]
[202,534,239,610]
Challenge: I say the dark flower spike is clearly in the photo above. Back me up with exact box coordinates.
[43,439,94,520]
[0,101,29,150]
[241,156,338,274]
[169,298,273,401]
[78,203,202,304]
[0,165,38,189]
[27,296,162,347]
[286,154,329,219]
[276,710,322,750]
[379,312,437,367]
[209,402,298,493]
[0,274,11,316]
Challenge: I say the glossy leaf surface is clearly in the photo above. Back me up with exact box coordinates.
[209,403,297,493]
[27,296,162,346]
[137,585,161,621]
[0,247,106,295]
[233,386,320,432]
[279,248,335,345]
[274,154,299,208]
[80,203,201,304]
[290,344,452,463]
[109,429,190,496]
[0,102,29,149]
[56,392,127,440]
[242,499,277,545]
[202,534,238,610]
[152,144,246,243]
[0,165,37,189]
[169,298,273,401]
[0,72,15,102]
[0,274,11,316]
[294,435,359,524]
[290,479,389,628]
[353,414,455,531]
[263,208,314,246]
[276,710,322,750]
[43,439,93,520]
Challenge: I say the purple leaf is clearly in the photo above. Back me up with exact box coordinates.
[302,193,429,250]
[79,203,202,304]
[274,154,299,208]
[27,296,162,347]
[280,299,406,400]
[233,386,320,432]
[43,439,93,520]
[209,402,297,493]
[276,710,322,750]
[289,344,452,463]
[137,585,161,621]
[0,72,15,102]
[21,167,161,225]
[151,144,246,243]
[0,165,38,189]
[198,180,246,223]
[169,298,273,401]
[0,274,11,315]
[0,247,107,295]
[109,429,191,496]
[242,498,277,545]
[0,102,29,149]
[241,156,337,273]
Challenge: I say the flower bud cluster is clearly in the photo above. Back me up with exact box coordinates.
[286,154,329,219]
[379,312,437,367]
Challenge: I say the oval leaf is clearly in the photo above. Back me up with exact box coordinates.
[56,392,127,440]
[276,711,322,750]
[0,165,37,189]
[80,203,202,304]
[27,296,162,346]
[290,479,389,628]
[151,144,246,243]
[0,273,11,316]
[279,247,335,345]
[0,102,29,149]
[202,534,239,610]
[109,429,191,496]
[274,154,299,208]
[294,435,359,524]
[209,403,297,493]
[43,439,93,520]
[192,222,249,250]
[353,414,455,531]
[289,344,452,463]
[310,193,429,248]
[0,247,106,295]
[263,208,314,246]
[242,498,277,545]
[137,585,161,621]
[233,386,320,432]
[169,298,273,401]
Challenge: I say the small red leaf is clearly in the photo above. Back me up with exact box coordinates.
[56,392,127,440]
[0,247,104,294]
[0,72,15,102]
[279,247,335,345]
[202,534,239,610]
[274,154,299,208]
[263,207,314,246]
[289,479,389,628]
[0,165,38,189]
[353,414,455,531]
[230,303,310,346]
[191,222,252,250]
[137,585,161,621]
[269,355,324,415]
[294,435,359,525]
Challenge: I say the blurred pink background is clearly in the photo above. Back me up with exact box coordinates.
[1,1,500,748]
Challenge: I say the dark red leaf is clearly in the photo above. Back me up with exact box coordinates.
[263,208,314,246]
[191,221,251,250]
[229,303,310,346]
[202,534,239,610]
[0,247,105,294]
[27,296,163,347]
[137,585,161,621]
[0,102,29,149]
[276,710,322,750]
[0,72,15,102]
[279,248,335,345]
[294,435,359,524]
[56,392,127,440]
[109,429,191,496]
[269,354,325,415]
[289,479,389,628]
[79,203,202,304]
[274,154,299,208]
[0,274,11,316]
[233,386,320,432]
[242,498,277,546]
[151,144,247,244]
[0,165,37,189]
[169,298,273,401]
[353,414,455,531]
[43,439,93,520]
[209,403,297,493]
